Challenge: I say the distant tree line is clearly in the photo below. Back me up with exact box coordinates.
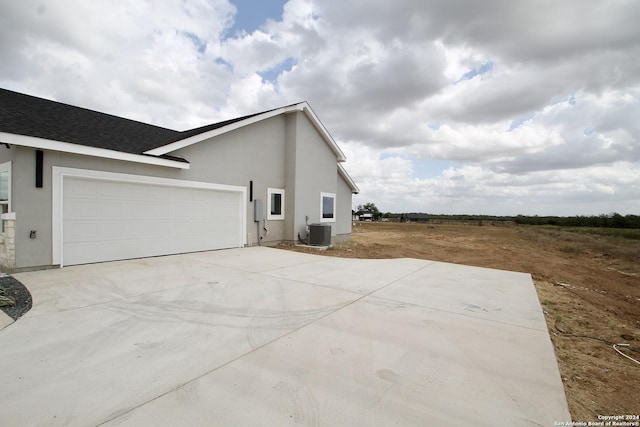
[355,202,640,229]
[403,212,640,229]
[512,213,640,228]
[355,203,382,220]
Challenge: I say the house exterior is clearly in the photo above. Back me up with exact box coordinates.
[0,88,359,271]
[357,213,374,221]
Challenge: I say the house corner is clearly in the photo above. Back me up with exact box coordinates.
[0,216,16,272]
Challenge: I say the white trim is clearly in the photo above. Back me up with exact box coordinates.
[52,166,246,267]
[144,104,305,156]
[0,132,190,169]
[320,192,336,223]
[1,212,15,220]
[144,102,347,162]
[267,188,285,220]
[301,105,347,162]
[0,161,11,213]
[338,163,359,194]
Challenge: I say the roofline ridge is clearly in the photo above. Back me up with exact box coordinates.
[144,102,310,156]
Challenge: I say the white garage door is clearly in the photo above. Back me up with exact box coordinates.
[60,175,245,266]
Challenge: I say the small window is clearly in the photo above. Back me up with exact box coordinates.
[0,162,11,232]
[267,188,285,220]
[0,161,10,211]
[320,192,336,222]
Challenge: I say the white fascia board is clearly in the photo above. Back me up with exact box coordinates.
[0,132,190,169]
[300,104,347,162]
[144,103,307,156]
[144,102,348,163]
[338,163,360,194]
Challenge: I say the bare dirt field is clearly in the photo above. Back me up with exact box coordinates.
[278,222,640,421]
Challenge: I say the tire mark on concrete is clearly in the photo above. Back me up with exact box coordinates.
[273,380,319,426]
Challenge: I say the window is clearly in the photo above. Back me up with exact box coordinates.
[267,188,285,220]
[0,161,10,214]
[320,192,336,222]
[0,162,11,232]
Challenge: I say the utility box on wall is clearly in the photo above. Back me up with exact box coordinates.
[254,199,263,222]
[308,223,331,246]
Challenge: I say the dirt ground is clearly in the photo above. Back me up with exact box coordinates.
[277,222,640,421]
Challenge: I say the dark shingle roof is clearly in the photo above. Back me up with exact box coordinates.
[0,88,182,154]
[0,88,281,156]
[178,110,273,140]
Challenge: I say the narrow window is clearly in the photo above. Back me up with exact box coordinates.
[0,161,11,232]
[320,192,336,222]
[267,188,285,220]
[0,162,10,211]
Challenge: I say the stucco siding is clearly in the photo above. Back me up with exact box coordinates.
[290,112,339,240]
[0,146,16,165]
[336,170,353,237]
[12,147,51,268]
[173,115,287,246]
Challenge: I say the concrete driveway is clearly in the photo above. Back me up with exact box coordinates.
[0,247,570,426]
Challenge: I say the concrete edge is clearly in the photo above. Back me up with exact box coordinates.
[0,311,14,330]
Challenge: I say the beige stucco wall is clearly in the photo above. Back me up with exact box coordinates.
[172,115,288,246]
[288,111,341,241]
[336,170,353,238]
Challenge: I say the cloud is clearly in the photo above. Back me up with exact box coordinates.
[1,0,638,215]
[0,0,237,127]
[349,146,640,216]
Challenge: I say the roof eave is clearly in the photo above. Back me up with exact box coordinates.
[299,104,347,162]
[145,102,348,162]
[0,132,190,169]
[338,163,360,194]
[143,104,306,156]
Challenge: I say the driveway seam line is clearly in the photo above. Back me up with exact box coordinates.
[364,294,547,332]
[21,279,225,319]
[98,260,434,426]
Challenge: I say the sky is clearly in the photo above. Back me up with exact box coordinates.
[1,0,639,216]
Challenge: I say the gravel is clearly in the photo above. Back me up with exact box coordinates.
[0,274,32,320]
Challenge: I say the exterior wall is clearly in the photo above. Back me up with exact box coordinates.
[283,113,297,242]
[175,111,352,246]
[11,145,188,269]
[13,147,51,269]
[172,115,288,246]
[287,112,340,241]
[7,110,354,268]
[335,171,353,240]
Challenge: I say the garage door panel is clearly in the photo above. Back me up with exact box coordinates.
[63,242,99,266]
[99,181,128,199]
[64,221,99,242]
[65,199,101,218]
[129,183,165,200]
[101,202,124,218]
[64,178,98,196]
[62,177,244,266]
[125,201,169,219]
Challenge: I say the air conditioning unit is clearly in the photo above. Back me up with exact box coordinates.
[308,223,331,246]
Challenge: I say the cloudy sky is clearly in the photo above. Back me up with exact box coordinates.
[1,0,639,216]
